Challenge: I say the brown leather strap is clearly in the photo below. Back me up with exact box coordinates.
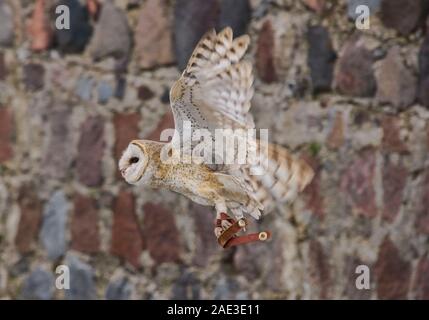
[223,231,272,248]
[217,219,245,247]
[215,212,272,248]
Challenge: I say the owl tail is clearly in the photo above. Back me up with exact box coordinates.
[247,142,314,213]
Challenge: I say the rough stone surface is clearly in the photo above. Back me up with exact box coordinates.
[105,276,133,300]
[23,64,45,91]
[135,0,175,69]
[20,268,54,300]
[65,254,96,300]
[419,34,429,108]
[15,185,42,254]
[375,237,411,299]
[54,0,92,53]
[327,111,345,149]
[40,191,68,260]
[71,194,100,254]
[303,155,324,218]
[145,111,174,142]
[174,0,219,70]
[381,115,408,153]
[0,0,14,46]
[413,257,429,299]
[97,81,113,105]
[0,107,14,163]
[89,0,131,61]
[42,102,72,180]
[307,26,336,94]
[76,116,105,187]
[303,0,325,14]
[111,191,143,268]
[142,203,181,265]
[137,85,154,101]
[347,0,380,19]
[113,112,141,162]
[171,269,201,299]
[376,47,416,109]
[27,0,52,52]
[0,51,5,80]
[308,240,330,299]
[341,149,377,218]
[256,20,277,83]
[75,76,94,101]
[218,0,251,36]
[190,203,218,267]
[1,0,429,301]
[380,0,423,35]
[334,38,376,97]
[417,173,429,234]
[382,161,407,222]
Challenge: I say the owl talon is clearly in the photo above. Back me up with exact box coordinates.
[214,227,223,238]
[215,212,271,248]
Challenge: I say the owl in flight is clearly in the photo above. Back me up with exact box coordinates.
[119,27,314,248]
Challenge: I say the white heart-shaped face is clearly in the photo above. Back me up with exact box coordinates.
[118,143,148,184]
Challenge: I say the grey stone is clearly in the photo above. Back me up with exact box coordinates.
[171,270,200,299]
[42,101,72,180]
[114,76,126,100]
[20,268,54,300]
[0,51,6,80]
[76,116,105,187]
[40,191,68,260]
[89,0,131,60]
[380,0,424,35]
[65,254,96,300]
[376,46,416,109]
[174,0,219,70]
[307,26,336,94]
[0,0,14,46]
[419,34,429,107]
[214,276,239,300]
[75,76,94,101]
[105,277,133,300]
[347,0,380,19]
[97,81,113,104]
[334,37,376,97]
[219,0,251,36]
[10,257,30,277]
[23,63,45,91]
[135,0,175,69]
[54,0,92,53]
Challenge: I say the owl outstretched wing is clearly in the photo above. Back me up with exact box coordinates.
[169,27,255,167]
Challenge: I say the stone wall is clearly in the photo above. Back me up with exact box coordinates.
[0,0,429,300]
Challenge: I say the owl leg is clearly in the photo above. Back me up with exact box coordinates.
[214,201,232,238]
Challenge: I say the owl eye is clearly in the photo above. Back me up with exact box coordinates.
[129,157,139,164]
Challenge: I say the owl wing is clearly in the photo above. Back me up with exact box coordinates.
[169,27,255,167]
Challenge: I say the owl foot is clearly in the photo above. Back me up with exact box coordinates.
[214,212,272,248]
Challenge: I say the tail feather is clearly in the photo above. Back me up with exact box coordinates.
[245,142,314,213]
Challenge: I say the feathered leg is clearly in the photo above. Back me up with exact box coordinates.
[214,201,232,238]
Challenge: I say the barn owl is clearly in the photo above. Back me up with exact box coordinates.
[119,27,314,247]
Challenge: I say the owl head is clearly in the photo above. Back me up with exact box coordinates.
[118,140,149,185]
